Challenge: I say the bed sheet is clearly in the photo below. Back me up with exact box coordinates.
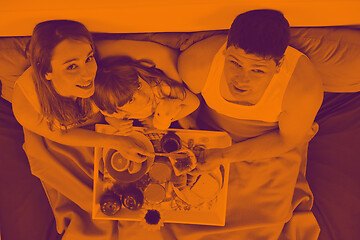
[2,91,359,239]
[21,121,320,239]
[1,26,359,238]
[307,92,360,240]
[0,97,59,240]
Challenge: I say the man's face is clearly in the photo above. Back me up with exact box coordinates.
[223,46,280,105]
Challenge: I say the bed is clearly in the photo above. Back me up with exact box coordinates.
[1,2,360,240]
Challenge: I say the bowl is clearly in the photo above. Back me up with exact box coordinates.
[104,131,155,183]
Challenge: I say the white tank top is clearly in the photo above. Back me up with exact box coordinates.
[202,43,303,122]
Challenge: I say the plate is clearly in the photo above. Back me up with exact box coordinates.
[103,131,155,183]
[172,166,223,206]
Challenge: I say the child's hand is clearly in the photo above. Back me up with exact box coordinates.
[105,116,133,136]
[139,116,155,129]
[153,99,183,130]
[177,115,199,129]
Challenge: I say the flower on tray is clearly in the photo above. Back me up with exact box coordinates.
[139,208,165,231]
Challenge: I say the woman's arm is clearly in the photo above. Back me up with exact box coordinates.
[12,85,152,162]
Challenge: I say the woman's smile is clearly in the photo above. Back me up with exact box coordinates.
[76,81,94,89]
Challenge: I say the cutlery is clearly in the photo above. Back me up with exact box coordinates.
[154,152,188,159]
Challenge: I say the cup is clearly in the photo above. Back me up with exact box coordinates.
[143,183,166,204]
[160,132,181,153]
[149,160,173,184]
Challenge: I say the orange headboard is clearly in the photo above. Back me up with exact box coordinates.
[1,0,359,36]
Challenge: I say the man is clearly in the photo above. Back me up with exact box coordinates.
[179,9,323,170]
[172,9,322,239]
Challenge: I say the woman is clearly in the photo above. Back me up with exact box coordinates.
[12,20,152,162]
[11,19,169,239]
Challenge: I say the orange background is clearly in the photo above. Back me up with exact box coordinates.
[1,0,360,36]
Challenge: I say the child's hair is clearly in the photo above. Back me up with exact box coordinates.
[27,19,96,130]
[92,55,186,115]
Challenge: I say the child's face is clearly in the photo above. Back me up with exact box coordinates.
[116,78,155,119]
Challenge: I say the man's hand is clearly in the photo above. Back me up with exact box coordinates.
[192,148,225,174]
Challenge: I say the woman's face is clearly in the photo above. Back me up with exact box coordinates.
[45,38,97,99]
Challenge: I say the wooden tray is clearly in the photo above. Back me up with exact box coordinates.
[92,124,232,226]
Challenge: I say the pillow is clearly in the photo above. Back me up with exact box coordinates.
[94,39,181,82]
[93,30,227,51]
[0,37,182,102]
[144,30,228,51]
[290,27,360,93]
[2,27,359,103]
[0,37,30,102]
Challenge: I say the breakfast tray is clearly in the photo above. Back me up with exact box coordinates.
[92,124,232,226]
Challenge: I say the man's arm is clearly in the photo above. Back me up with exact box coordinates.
[201,56,323,169]
[177,35,227,94]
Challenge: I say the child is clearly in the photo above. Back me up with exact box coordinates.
[92,56,200,133]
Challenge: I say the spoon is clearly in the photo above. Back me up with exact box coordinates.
[154,152,188,158]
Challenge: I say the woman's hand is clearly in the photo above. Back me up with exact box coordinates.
[105,116,133,136]
[111,135,154,163]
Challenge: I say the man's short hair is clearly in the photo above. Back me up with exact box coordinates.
[227,9,290,63]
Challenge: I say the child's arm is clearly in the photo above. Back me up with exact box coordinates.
[153,89,200,130]
[170,88,200,121]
